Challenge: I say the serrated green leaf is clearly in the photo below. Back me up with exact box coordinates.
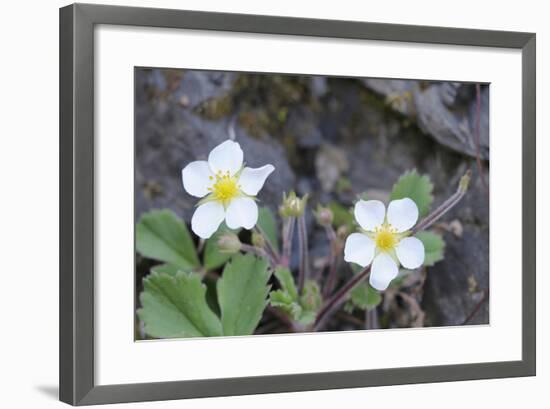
[349,282,382,311]
[150,263,182,276]
[297,310,317,325]
[138,271,222,338]
[136,209,200,269]
[416,231,445,266]
[217,254,272,336]
[257,206,279,251]
[270,290,303,319]
[203,224,240,271]
[270,268,301,321]
[300,280,322,312]
[269,276,321,325]
[274,267,298,301]
[390,170,434,217]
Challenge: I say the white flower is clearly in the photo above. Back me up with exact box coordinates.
[181,140,275,239]
[344,198,425,291]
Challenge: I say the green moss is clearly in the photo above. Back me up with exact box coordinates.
[195,94,233,120]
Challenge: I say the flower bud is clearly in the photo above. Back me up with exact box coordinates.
[251,231,266,249]
[279,191,309,218]
[217,232,241,254]
[314,205,333,227]
[459,170,472,193]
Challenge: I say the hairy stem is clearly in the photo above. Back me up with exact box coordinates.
[240,243,271,261]
[297,214,309,293]
[314,265,371,331]
[254,224,280,263]
[281,216,296,267]
[412,170,471,234]
[323,225,339,298]
[463,288,489,325]
[365,308,379,330]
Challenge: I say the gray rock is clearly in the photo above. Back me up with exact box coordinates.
[361,79,489,160]
[285,106,323,148]
[174,70,237,109]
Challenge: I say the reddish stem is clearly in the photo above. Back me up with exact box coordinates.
[314,265,371,331]
[323,225,339,298]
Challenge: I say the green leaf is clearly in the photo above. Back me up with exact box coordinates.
[217,254,272,336]
[270,268,302,321]
[416,231,445,266]
[328,202,355,230]
[136,209,200,269]
[270,290,303,319]
[138,271,222,338]
[257,206,279,251]
[390,170,434,217]
[274,267,298,301]
[269,273,321,325]
[389,269,414,288]
[203,224,239,271]
[300,280,322,313]
[349,282,382,311]
[150,263,182,276]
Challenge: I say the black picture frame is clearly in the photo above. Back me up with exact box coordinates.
[59,3,536,405]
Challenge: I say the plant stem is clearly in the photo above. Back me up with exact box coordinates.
[281,216,296,267]
[254,225,279,263]
[240,243,271,262]
[412,170,471,234]
[323,225,339,298]
[462,288,489,325]
[365,308,379,330]
[297,214,309,293]
[314,265,371,331]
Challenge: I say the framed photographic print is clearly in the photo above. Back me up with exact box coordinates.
[59,3,536,405]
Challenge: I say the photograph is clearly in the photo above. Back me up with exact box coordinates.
[134,67,490,340]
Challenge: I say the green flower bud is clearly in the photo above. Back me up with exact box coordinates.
[314,205,333,227]
[217,232,241,254]
[459,170,472,193]
[279,191,309,218]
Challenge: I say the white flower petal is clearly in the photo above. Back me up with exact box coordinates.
[344,233,375,267]
[181,161,214,198]
[225,197,258,230]
[354,200,386,231]
[208,140,244,176]
[396,237,425,269]
[369,253,399,291]
[238,165,275,196]
[191,201,225,239]
[386,198,419,232]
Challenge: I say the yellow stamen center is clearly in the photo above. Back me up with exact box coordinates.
[207,170,241,206]
[374,224,399,252]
